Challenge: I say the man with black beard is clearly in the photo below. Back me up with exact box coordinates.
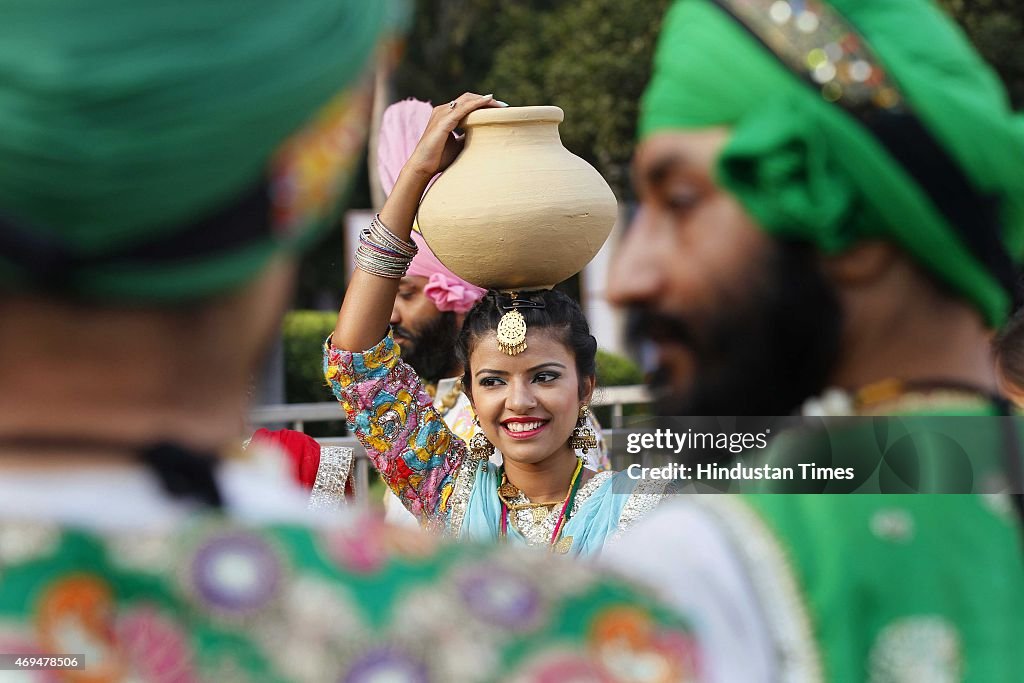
[390,272,476,440]
[390,270,475,424]
[393,307,461,385]
[626,240,841,416]
[601,0,1024,681]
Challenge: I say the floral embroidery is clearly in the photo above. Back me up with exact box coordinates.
[409,408,454,464]
[321,522,391,575]
[0,519,694,682]
[37,575,122,677]
[179,529,286,620]
[115,606,198,682]
[270,75,373,239]
[510,652,614,682]
[343,646,431,683]
[454,564,547,633]
[257,576,366,681]
[868,616,962,683]
[363,390,414,453]
[108,531,174,574]
[323,333,661,544]
[0,523,60,567]
[590,606,702,682]
[324,333,466,525]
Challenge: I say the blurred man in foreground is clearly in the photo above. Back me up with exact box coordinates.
[0,2,692,680]
[605,0,1024,680]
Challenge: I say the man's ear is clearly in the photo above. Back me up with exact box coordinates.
[821,240,899,287]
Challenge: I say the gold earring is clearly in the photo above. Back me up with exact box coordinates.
[569,405,598,454]
[469,417,495,460]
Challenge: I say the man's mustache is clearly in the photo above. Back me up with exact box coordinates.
[626,309,697,401]
[392,325,415,341]
[627,309,697,349]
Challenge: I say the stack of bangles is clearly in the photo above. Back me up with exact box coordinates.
[354,214,418,279]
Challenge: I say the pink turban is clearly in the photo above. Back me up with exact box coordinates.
[377,98,486,314]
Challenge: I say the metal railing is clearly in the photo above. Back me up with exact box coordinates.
[249,385,653,499]
[249,384,652,432]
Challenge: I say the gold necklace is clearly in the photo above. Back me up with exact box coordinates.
[497,473,569,524]
[497,477,564,508]
[854,378,1001,415]
[498,460,585,553]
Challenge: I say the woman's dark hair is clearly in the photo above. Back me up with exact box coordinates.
[457,289,597,398]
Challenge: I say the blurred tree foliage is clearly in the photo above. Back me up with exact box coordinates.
[392,0,672,199]
[939,0,1024,108]
[295,0,1024,308]
[391,0,1023,201]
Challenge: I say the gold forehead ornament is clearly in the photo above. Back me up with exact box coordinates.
[495,291,544,356]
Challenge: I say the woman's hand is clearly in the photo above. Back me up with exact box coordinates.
[402,93,504,181]
[333,92,505,353]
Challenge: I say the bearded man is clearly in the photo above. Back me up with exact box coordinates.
[603,0,1024,680]
[0,3,691,677]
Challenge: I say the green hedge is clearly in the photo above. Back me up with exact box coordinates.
[282,309,644,404]
[595,348,643,387]
[282,310,338,404]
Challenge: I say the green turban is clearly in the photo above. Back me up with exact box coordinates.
[0,0,394,301]
[641,0,1024,326]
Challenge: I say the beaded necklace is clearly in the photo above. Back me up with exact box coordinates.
[853,378,1010,415]
[498,458,584,552]
[848,379,1023,525]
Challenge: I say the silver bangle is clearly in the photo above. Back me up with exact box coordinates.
[352,214,417,279]
[369,214,417,258]
[355,245,413,279]
[357,230,411,263]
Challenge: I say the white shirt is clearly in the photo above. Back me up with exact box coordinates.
[600,499,778,682]
[0,445,317,530]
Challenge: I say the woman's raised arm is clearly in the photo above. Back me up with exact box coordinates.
[332,92,499,352]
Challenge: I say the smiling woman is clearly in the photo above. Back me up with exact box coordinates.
[323,93,668,555]
[325,292,668,555]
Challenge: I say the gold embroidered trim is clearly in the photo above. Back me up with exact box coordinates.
[609,477,670,543]
[695,496,825,682]
[446,455,482,537]
[719,0,904,111]
[570,471,615,517]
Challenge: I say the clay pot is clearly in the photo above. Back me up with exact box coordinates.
[416,106,617,290]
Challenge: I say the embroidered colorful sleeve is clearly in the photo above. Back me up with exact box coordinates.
[323,332,466,526]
